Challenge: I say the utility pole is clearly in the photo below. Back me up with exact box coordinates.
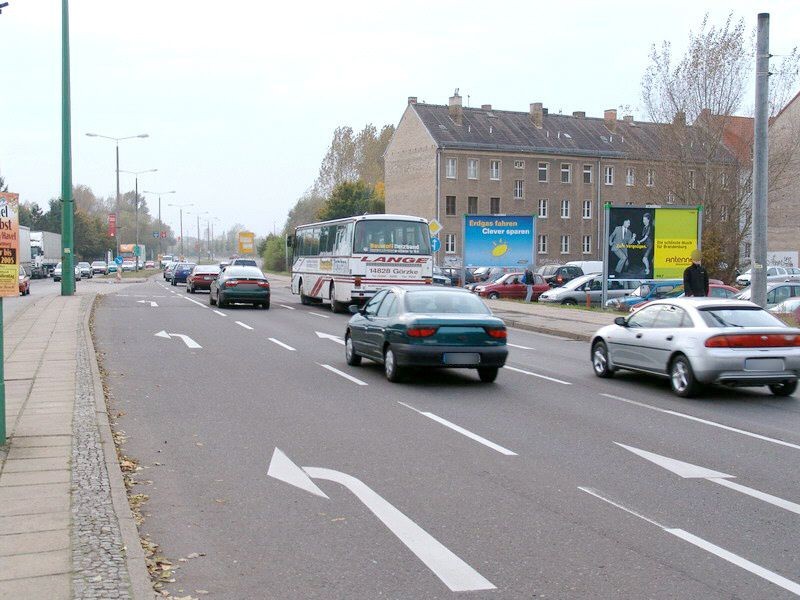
[134,176,139,271]
[60,0,74,296]
[752,12,770,308]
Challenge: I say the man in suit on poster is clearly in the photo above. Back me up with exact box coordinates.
[609,218,635,275]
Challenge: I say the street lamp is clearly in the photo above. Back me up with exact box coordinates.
[169,203,193,257]
[85,132,148,257]
[143,190,175,261]
[186,211,209,261]
[120,169,157,271]
[209,217,221,260]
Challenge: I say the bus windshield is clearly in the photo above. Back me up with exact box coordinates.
[353,220,431,255]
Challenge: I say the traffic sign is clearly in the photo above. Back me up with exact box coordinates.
[428,219,443,236]
[114,256,123,265]
[133,245,142,256]
[160,231,167,238]
[152,232,159,239]
[431,236,441,252]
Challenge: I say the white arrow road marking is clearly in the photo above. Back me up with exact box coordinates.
[309,312,330,319]
[268,448,495,592]
[319,364,367,386]
[579,487,800,597]
[136,300,159,307]
[507,343,534,350]
[213,310,226,317]
[280,304,296,310]
[268,338,296,351]
[399,402,517,456]
[235,321,254,330]
[505,365,571,385]
[617,443,800,515]
[153,331,202,349]
[315,331,345,345]
[602,394,800,451]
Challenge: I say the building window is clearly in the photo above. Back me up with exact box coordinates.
[721,172,728,188]
[446,158,457,179]
[490,160,501,180]
[445,196,456,216]
[490,197,501,214]
[538,234,548,254]
[582,235,592,254]
[467,196,478,214]
[445,233,456,254]
[538,199,548,218]
[538,162,549,183]
[626,167,635,186]
[514,160,525,169]
[468,159,479,180]
[667,191,675,204]
[646,169,655,187]
[560,235,570,254]
[721,205,729,222]
[514,180,524,199]
[583,164,593,184]
[561,163,572,184]
[688,169,695,189]
[582,200,592,219]
[604,166,614,185]
[560,199,570,219]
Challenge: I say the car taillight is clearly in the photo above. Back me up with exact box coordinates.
[257,281,270,288]
[225,280,239,287]
[407,327,437,337]
[485,327,507,339]
[705,334,800,348]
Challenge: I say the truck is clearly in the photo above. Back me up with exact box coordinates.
[30,231,62,279]
[19,226,32,275]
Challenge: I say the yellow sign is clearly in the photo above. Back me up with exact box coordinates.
[428,219,443,236]
[238,231,255,255]
[652,208,699,279]
[0,193,20,297]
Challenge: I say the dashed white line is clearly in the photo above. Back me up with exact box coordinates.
[235,321,254,330]
[183,296,208,309]
[280,304,296,310]
[508,343,535,350]
[213,310,227,317]
[505,365,572,385]
[398,402,517,455]
[601,393,800,451]
[309,312,330,319]
[319,364,368,386]
[269,338,296,351]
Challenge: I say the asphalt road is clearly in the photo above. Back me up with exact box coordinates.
[92,276,800,599]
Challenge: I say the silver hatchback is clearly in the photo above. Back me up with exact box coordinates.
[590,298,800,397]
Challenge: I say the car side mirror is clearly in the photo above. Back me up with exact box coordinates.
[614,316,628,327]
[348,305,360,314]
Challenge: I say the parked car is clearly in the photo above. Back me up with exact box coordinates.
[230,258,258,267]
[121,261,136,272]
[91,261,108,275]
[163,262,178,281]
[565,260,604,274]
[629,283,740,312]
[77,262,93,278]
[441,267,474,287]
[344,286,508,383]
[605,280,682,311]
[736,265,800,287]
[171,262,197,286]
[18,265,30,296]
[218,261,230,270]
[770,297,800,325]
[736,281,800,308]
[432,266,452,286]
[473,272,549,301]
[464,267,516,291]
[537,264,584,287]
[186,265,221,293]
[209,266,270,309]
[107,263,118,274]
[53,262,80,283]
[539,274,640,305]
[591,298,800,397]
[145,260,155,269]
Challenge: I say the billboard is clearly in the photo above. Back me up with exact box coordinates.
[238,231,255,255]
[463,215,535,268]
[0,193,20,297]
[607,206,699,280]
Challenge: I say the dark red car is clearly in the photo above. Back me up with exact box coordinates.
[473,272,549,301]
[186,265,221,293]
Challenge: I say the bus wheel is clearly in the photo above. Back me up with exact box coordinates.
[329,284,346,313]
[299,280,312,305]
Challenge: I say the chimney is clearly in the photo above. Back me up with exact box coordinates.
[572,111,586,118]
[604,109,617,131]
[623,115,634,123]
[449,93,463,126]
[673,111,686,126]
[530,102,543,128]
[481,104,492,111]
[407,96,418,105]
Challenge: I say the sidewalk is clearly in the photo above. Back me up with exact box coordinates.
[0,288,153,599]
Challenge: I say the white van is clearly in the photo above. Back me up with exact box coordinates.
[565,260,603,274]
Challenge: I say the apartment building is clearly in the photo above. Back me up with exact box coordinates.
[385,93,732,267]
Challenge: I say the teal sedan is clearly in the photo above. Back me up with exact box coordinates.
[345,286,508,382]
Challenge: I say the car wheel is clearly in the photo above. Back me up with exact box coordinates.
[209,290,217,306]
[488,292,500,300]
[562,298,578,305]
[669,355,700,398]
[218,294,226,308]
[769,380,798,397]
[329,284,346,313]
[262,299,270,309]
[187,285,194,293]
[591,340,614,378]
[478,367,499,383]
[299,280,313,305]
[171,279,176,286]
[345,333,362,366]
[384,346,402,382]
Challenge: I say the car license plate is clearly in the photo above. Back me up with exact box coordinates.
[442,353,481,366]
[745,358,785,371]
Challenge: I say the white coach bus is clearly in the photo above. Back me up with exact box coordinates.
[288,214,433,312]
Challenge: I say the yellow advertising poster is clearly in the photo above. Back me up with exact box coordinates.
[238,231,255,255]
[0,193,20,297]
[652,207,699,279]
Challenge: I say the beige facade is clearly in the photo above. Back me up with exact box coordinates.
[768,91,800,264]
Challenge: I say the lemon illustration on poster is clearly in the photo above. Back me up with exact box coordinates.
[463,216,535,268]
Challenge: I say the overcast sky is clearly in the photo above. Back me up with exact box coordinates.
[1,1,798,237]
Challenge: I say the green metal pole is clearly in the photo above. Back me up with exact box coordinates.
[60,0,74,296]
[0,298,5,445]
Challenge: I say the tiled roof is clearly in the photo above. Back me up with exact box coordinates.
[412,103,734,164]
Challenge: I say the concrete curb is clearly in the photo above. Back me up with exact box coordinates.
[91,278,148,284]
[501,318,592,342]
[83,295,156,600]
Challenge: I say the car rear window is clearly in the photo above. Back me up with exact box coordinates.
[225,267,264,279]
[233,259,258,266]
[194,266,220,274]
[404,291,490,314]
[699,307,787,328]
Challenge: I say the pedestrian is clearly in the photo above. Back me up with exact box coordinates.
[523,265,535,302]
[683,249,709,297]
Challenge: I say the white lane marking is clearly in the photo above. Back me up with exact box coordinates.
[315,331,345,345]
[309,312,330,319]
[713,478,800,515]
[579,487,800,597]
[213,310,227,317]
[399,402,517,456]
[505,365,572,385]
[235,321,254,330]
[280,304,296,310]
[268,338,296,351]
[267,449,495,592]
[136,300,158,307]
[507,343,534,350]
[319,363,367,386]
[602,394,800,451]
[153,331,202,349]
[183,296,208,309]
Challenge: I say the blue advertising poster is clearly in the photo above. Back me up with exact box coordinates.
[463,215,535,268]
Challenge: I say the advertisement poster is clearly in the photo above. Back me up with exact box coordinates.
[607,206,699,280]
[108,212,117,238]
[463,215,535,268]
[0,193,20,297]
[238,231,255,255]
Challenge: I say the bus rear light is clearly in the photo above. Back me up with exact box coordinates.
[407,327,438,338]
[424,277,432,284]
[705,334,800,348]
[354,277,362,287]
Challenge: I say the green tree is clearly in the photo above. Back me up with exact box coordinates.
[261,234,287,272]
[283,191,326,234]
[317,180,384,221]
